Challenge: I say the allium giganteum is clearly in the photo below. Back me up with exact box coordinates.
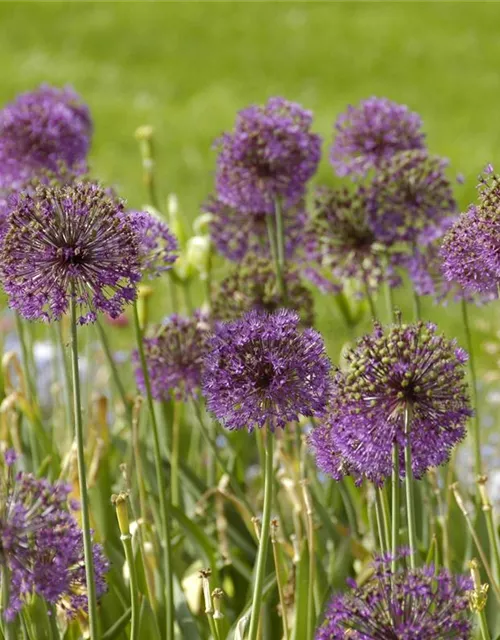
[203,309,331,431]
[0,452,108,621]
[215,97,321,214]
[128,209,178,279]
[330,96,426,177]
[316,554,473,639]
[0,84,92,187]
[310,321,472,485]
[0,182,141,323]
[134,311,211,401]
[441,165,500,297]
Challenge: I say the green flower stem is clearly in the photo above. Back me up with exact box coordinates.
[192,401,253,514]
[391,443,400,574]
[247,432,274,640]
[14,312,40,469]
[132,301,174,640]
[461,299,483,477]
[114,495,140,640]
[171,402,180,506]
[95,318,131,421]
[69,293,98,640]
[55,321,74,436]
[374,490,387,554]
[477,477,500,582]
[362,275,377,321]
[412,290,421,321]
[271,523,289,640]
[384,254,396,323]
[2,565,12,640]
[403,405,417,569]
[266,205,288,304]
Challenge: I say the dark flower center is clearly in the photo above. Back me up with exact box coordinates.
[255,362,275,390]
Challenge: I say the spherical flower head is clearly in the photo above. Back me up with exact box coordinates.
[215,97,321,214]
[205,195,306,262]
[211,256,314,327]
[128,210,178,279]
[316,556,472,639]
[310,321,471,485]
[0,182,141,324]
[133,310,210,401]
[304,186,402,297]
[0,457,108,621]
[203,309,332,431]
[367,151,456,244]
[0,84,92,188]
[330,97,426,177]
[441,166,500,297]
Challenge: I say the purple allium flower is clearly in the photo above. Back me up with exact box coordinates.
[441,167,500,297]
[215,97,321,214]
[0,182,141,324]
[0,458,108,621]
[310,321,471,485]
[367,151,456,244]
[205,195,306,262]
[128,210,178,279]
[330,97,426,177]
[316,555,472,639]
[211,256,314,327]
[203,309,331,431]
[133,310,210,401]
[304,186,402,297]
[0,85,92,188]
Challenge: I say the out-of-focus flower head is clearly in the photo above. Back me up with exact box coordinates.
[211,255,314,327]
[215,97,321,214]
[330,97,425,177]
[0,84,92,188]
[205,195,306,263]
[133,310,210,401]
[128,209,177,279]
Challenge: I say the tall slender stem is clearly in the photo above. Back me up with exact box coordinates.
[391,443,400,574]
[403,405,417,569]
[69,295,99,639]
[95,319,131,421]
[2,565,12,640]
[362,275,377,321]
[247,432,274,640]
[55,321,74,436]
[412,290,421,321]
[266,210,288,304]
[15,312,39,469]
[374,490,387,554]
[132,301,174,640]
[461,299,482,476]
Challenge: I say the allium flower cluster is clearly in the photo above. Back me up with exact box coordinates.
[133,311,210,401]
[316,555,472,639]
[367,150,456,244]
[441,166,500,297]
[310,321,471,485]
[304,186,402,297]
[215,97,321,214]
[211,256,314,327]
[203,309,331,431]
[0,85,92,188]
[205,195,306,262]
[128,210,177,278]
[0,452,108,621]
[0,182,141,324]
[330,97,425,177]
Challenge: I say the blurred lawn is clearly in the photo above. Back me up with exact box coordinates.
[1,2,500,352]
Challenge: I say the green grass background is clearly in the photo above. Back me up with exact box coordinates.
[1,2,498,213]
[2,2,500,356]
